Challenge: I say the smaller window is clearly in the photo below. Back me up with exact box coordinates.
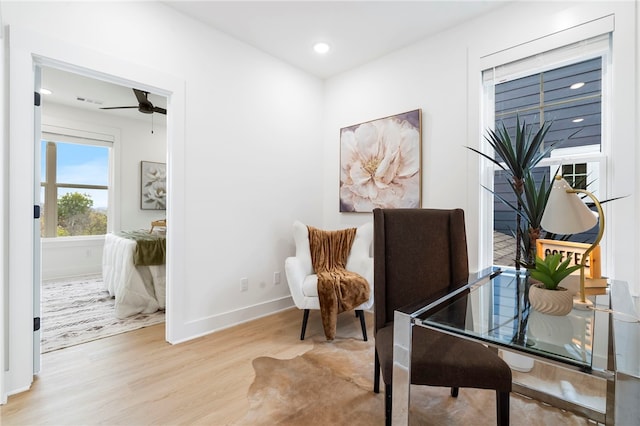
[562,163,588,190]
[40,139,110,238]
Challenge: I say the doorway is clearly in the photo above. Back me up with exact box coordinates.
[5,27,186,398]
[38,66,168,354]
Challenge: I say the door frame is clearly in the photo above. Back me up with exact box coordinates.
[32,64,42,375]
[4,26,186,399]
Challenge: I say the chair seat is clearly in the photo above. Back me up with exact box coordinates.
[301,274,372,311]
[375,325,512,392]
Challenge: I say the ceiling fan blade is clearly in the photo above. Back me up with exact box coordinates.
[101,88,165,115]
[133,88,148,104]
[100,106,139,110]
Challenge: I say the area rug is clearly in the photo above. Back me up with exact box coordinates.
[41,274,165,353]
[238,338,593,425]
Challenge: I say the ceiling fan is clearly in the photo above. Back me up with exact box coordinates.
[100,88,167,115]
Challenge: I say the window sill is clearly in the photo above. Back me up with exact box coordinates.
[41,235,105,248]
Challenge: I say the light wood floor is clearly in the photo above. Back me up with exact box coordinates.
[1,308,372,425]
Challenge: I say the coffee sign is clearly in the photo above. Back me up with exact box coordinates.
[536,238,601,279]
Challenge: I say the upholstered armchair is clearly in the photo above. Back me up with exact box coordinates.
[373,208,511,426]
[285,220,374,340]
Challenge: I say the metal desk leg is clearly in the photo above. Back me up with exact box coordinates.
[392,311,412,425]
[606,314,615,426]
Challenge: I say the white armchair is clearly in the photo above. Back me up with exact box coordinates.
[285,220,374,340]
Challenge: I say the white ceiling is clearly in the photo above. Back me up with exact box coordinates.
[41,1,508,118]
[41,66,168,122]
[165,0,509,79]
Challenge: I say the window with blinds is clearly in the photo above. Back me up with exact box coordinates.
[482,35,609,267]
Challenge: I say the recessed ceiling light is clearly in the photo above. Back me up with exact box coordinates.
[40,88,52,95]
[313,42,330,55]
[572,118,584,123]
[570,82,585,90]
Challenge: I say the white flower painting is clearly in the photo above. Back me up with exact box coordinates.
[141,161,166,210]
[340,110,421,212]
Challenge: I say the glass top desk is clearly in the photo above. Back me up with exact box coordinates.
[391,268,640,425]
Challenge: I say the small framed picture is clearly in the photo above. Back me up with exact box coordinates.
[141,161,166,210]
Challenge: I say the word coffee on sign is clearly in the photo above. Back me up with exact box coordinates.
[536,239,601,279]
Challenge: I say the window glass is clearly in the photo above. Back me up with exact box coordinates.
[56,142,109,186]
[40,140,110,238]
[494,58,601,154]
[490,58,603,267]
[562,163,588,190]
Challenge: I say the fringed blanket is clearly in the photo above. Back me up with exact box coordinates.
[308,226,370,340]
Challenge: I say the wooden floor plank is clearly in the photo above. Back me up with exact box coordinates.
[1,308,370,425]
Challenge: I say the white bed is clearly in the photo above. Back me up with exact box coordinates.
[102,232,166,319]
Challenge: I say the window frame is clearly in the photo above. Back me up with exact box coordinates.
[477,27,612,272]
[40,123,119,240]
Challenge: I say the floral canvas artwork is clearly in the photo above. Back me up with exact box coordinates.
[340,109,421,212]
[141,161,166,210]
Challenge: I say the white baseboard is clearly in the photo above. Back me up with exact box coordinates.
[169,296,295,344]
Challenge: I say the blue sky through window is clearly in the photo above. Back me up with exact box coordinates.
[41,140,110,208]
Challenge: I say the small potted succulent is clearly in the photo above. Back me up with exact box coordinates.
[521,253,582,316]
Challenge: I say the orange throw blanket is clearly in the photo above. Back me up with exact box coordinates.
[308,226,370,340]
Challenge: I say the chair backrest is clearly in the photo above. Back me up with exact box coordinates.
[373,208,469,333]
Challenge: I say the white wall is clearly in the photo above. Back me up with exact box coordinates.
[0,1,6,405]
[40,102,167,280]
[1,0,637,401]
[323,1,638,294]
[1,1,324,398]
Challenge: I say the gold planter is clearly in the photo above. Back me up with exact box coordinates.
[528,283,573,316]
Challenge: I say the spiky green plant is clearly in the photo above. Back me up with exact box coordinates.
[487,168,558,264]
[522,253,582,290]
[468,116,557,267]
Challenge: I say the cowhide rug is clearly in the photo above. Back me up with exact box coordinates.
[237,338,594,425]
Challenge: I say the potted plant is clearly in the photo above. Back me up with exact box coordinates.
[521,253,582,315]
[491,168,556,265]
[467,117,559,267]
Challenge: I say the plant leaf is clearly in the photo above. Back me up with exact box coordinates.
[547,253,561,272]
[466,146,508,171]
[530,270,556,289]
[534,256,551,276]
[551,257,582,283]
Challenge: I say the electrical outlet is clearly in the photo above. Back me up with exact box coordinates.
[241,277,249,292]
[273,271,281,285]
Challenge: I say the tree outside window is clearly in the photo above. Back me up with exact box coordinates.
[40,140,110,237]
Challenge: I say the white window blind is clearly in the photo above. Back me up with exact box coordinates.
[482,33,610,86]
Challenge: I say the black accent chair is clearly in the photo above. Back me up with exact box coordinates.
[372,208,512,426]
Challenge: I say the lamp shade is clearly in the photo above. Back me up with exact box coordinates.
[541,176,597,235]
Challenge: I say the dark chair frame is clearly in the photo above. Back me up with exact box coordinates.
[299,309,367,341]
[372,208,511,426]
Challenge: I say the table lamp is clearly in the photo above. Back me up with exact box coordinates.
[540,176,604,309]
